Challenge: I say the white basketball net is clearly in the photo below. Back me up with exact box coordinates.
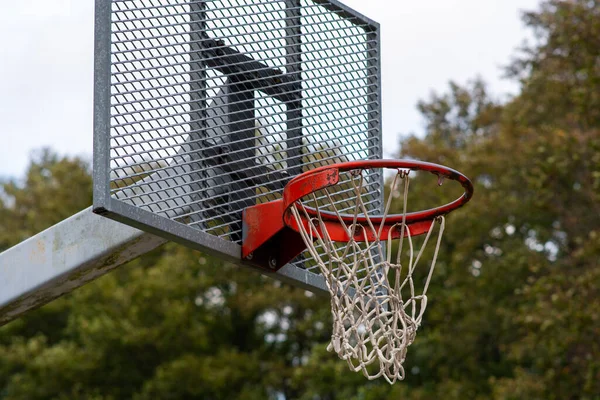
[290,169,446,384]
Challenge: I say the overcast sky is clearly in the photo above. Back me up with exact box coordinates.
[0,0,541,180]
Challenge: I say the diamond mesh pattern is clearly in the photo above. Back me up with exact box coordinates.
[102,0,381,269]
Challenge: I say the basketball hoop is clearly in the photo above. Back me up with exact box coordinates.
[242,159,473,383]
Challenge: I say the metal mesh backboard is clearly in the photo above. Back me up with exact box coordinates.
[93,0,382,286]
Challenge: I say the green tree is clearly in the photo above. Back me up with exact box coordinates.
[506,0,600,131]
[392,1,600,398]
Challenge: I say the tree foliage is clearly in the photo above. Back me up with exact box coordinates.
[1,1,599,398]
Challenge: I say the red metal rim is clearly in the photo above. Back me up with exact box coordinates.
[282,159,474,228]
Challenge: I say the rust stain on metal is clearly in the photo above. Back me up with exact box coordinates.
[29,240,46,264]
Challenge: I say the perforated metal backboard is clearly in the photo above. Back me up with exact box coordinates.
[93,0,382,290]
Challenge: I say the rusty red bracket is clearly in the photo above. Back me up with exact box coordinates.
[241,168,339,270]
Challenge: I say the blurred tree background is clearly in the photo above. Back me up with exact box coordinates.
[0,0,598,398]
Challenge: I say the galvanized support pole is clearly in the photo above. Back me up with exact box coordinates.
[366,25,386,303]
[367,27,382,174]
[0,207,329,326]
[285,0,303,177]
[0,208,167,326]
[188,1,210,228]
[227,80,256,242]
[284,0,304,267]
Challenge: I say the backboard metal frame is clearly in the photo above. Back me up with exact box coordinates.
[92,0,382,288]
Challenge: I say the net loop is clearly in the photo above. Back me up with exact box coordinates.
[289,169,446,384]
